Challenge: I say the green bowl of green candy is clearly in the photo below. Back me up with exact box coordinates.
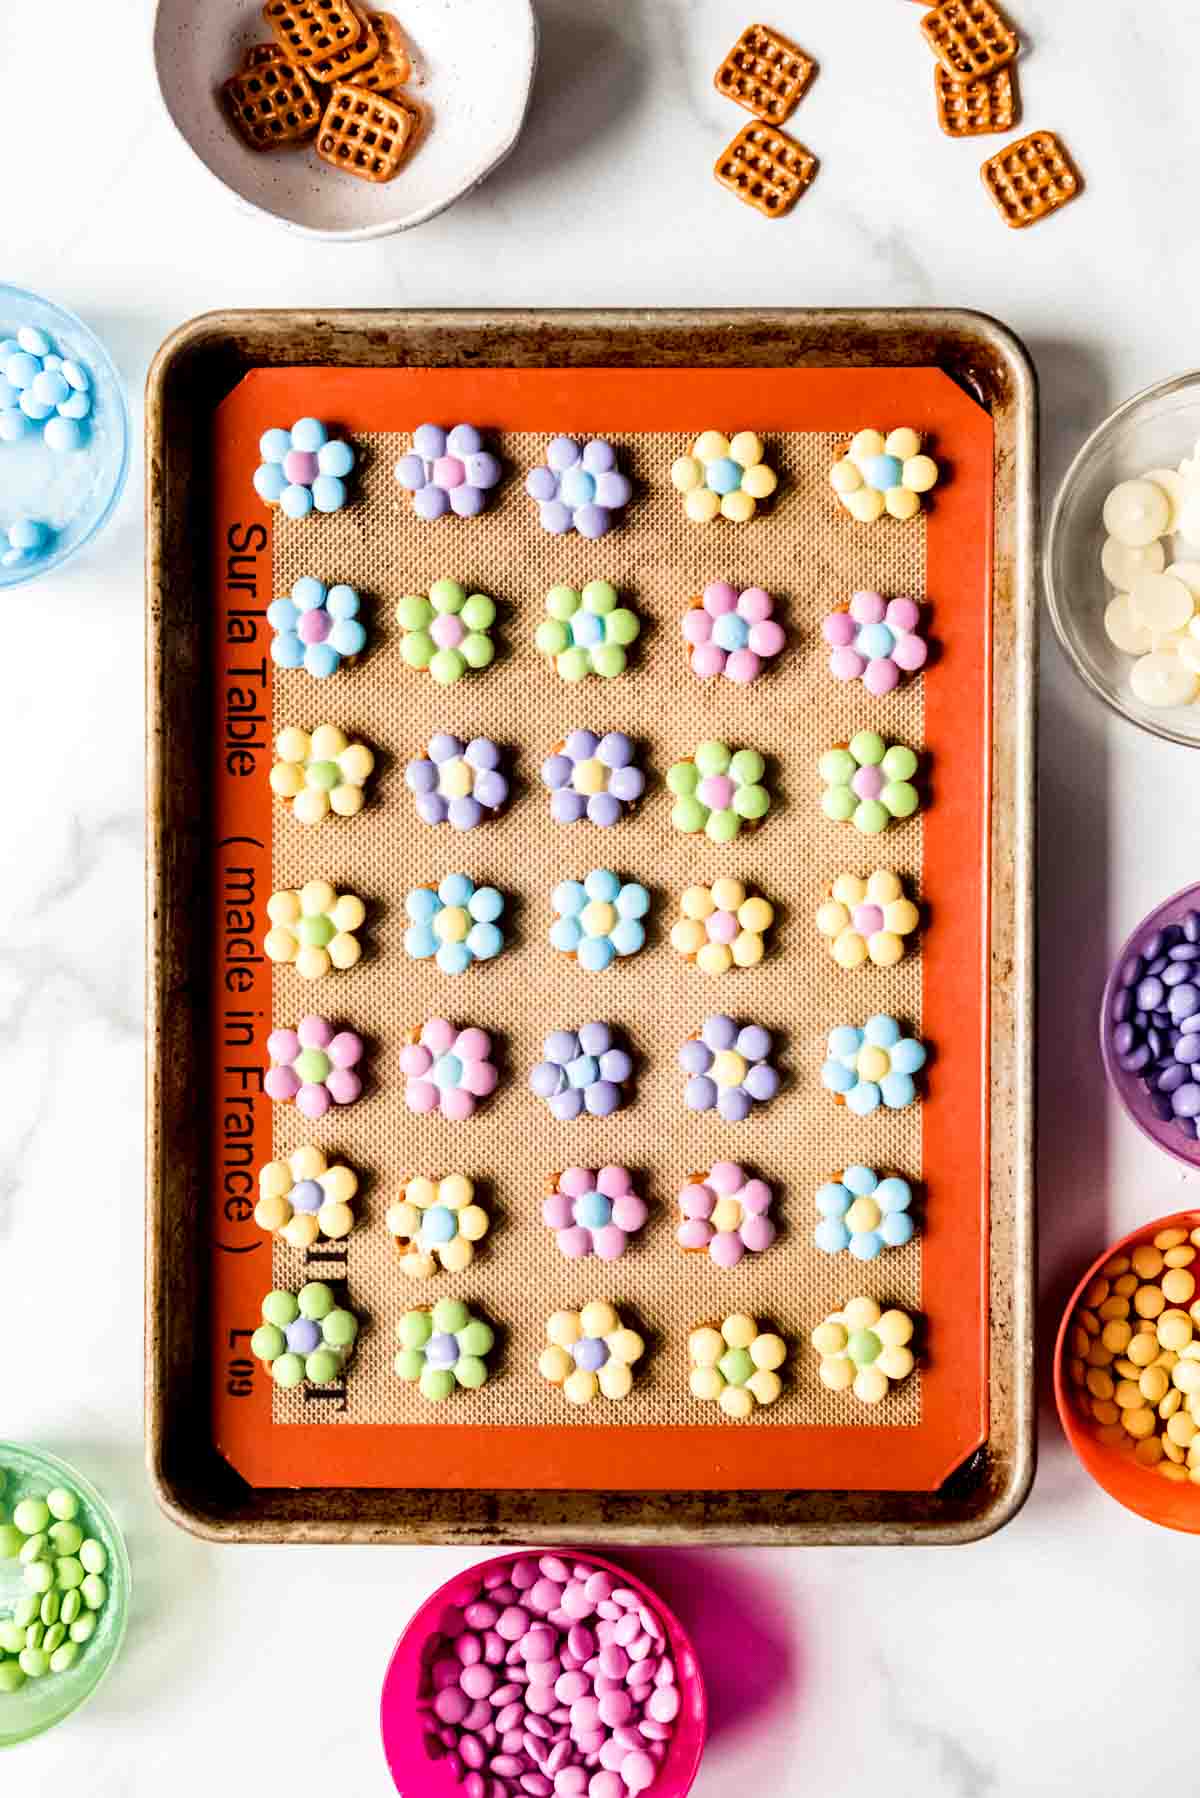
[0,1444,129,1745]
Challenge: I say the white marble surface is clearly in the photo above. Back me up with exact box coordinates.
[3,0,1200,1789]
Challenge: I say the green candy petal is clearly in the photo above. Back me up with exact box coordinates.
[706,809,740,843]
[420,1366,457,1402]
[298,1281,335,1320]
[394,1347,425,1382]
[433,1297,469,1335]
[729,748,764,785]
[881,744,917,782]
[322,1308,358,1348]
[270,1353,305,1388]
[460,593,496,631]
[733,783,769,820]
[251,1323,286,1362]
[396,593,433,632]
[461,633,495,670]
[536,618,570,657]
[401,630,436,669]
[671,796,706,834]
[429,579,466,614]
[666,760,699,797]
[591,644,626,679]
[455,1355,489,1390]
[694,739,731,777]
[582,579,617,615]
[819,748,856,786]
[546,584,581,621]
[305,1348,342,1384]
[854,800,889,835]
[557,647,592,683]
[262,1290,300,1327]
[849,730,886,767]
[398,1309,433,1350]
[603,607,639,646]
[882,780,919,818]
[457,1320,494,1358]
[430,648,467,685]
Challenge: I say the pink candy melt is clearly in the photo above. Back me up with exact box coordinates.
[690,642,726,678]
[284,449,320,485]
[416,1557,682,1798]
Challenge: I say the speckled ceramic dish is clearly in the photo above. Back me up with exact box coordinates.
[152,0,538,241]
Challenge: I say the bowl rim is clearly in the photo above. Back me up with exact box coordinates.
[1098,879,1200,1170]
[1045,365,1200,750]
[149,0,539,243]
[0,282,130,587]
[378,1548,708,1797]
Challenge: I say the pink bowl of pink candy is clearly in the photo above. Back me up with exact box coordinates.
[381,1550,707,1798]
[823,591,927,695]
[682,581,785,682]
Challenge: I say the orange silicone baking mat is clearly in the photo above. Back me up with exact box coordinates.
[208,365,991,1492]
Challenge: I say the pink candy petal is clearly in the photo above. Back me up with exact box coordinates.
[681,608,712,645]
[708,1161,743,1194]
[849,589,886,624]
[689,641,725,678]
[422,1017,457,1054]
[724,648,761,684]
[440,1087,475,1121]
[702,580,737,615]
[406,1078,438,1114]
[737,586,772,622]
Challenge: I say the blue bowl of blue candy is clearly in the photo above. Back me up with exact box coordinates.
[0,284,129,588]
[1102,882,1200,1166]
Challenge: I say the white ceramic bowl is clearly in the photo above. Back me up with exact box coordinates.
[153,0,537,240]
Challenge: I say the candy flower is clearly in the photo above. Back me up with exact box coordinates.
[401,1020,498,1119]
[668,741,771,842]
[255,1145,358,1248]
[812,1297,916,1403]
[0,326,92,453]
[677,1163,777,1266]
[403,875,506,974]
[385,1175,490,1277]
[250,1282,359,1387]
[671,431,777,523]
[253,417,355,518]
[394,1298,495,1400]
[819,732,920,834]
[396,580,497,684]
[680,1015,780,1120]
[683,581,785,680]
[542,1166,648,1260]
[525,437,632,537]
[541,729,645,826]
[816,870,919,969]
[821,1013,927,1114]
[550,869,650,970]
[688,1315,785,1417]
[814,1167,915,1260]
[269,577,366,678]
[535,581,641,680]
[405,733,509,829]
[393,423,501,519]
[264,880,366,979]
[269,724,374,822]
[830,428,939,523]
[671,879,774,974]
[538,1302,644,1404]
[529,1023,633,1120]
[823,591,927,694]
[265,1016,365,1118]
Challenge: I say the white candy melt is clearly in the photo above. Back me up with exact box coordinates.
[1167,561,1200,599]
[1104,594,1154,655]
[1101,534,1165,589]
[1103,479,1171,548]
[1129,572,1195,637]
[1141,468,1187,534]
[1130,651,1200,708]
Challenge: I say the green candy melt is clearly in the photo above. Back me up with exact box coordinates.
[298,1281,335,1321]
[0,1662,25,1693]
[0,1525,21,1560]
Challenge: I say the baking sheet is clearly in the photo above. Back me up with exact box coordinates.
[206,362,992,1492]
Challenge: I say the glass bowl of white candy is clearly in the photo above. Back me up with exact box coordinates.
[1047,370,1200,745]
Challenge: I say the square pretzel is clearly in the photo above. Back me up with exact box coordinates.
[264,0,380,83]
[714,121,816,219]
[981,130,1080,229]
[713,23,814,125]
[316,81,418,182]
[242,42,286,71]
[920,0,1019,80]
[935,63,1016,137]
[351,11,412,93]
[222,58,322,151]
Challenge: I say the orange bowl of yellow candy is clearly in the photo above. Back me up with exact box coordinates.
[1055,1211,1200,1530]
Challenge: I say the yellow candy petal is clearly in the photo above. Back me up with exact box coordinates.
[751,1333,786,1372]
[685,487,722,523]
[833,931,869,969]
[598,1361,634,1400]
[843,487,885,523]
[876,1344,915,1381]
[580,1301,618,1340]
[318,1200,354,1240]
[720,488,756,523]
[812,1321,847,1355]
[737,896,773,933]
[902,454,939,493]
[884,428,921,461]
[816,899,850,939]
[853,1366,890,1404]
[328,785,365,818]
[267,889,301,926]
[831,873,867,907]
[868,931,904,968]
[439,1175,473,1209]
[850,429,886,461]
[722,1313,757,1350]
[292,788,329,825]
[830,458,863,494]
[260,1157,294,1197]
[819,1356,855,1391]
[689,1327,725,1367]
[327,933,361,971]
[564,1369,599,1406]
[693,431,730,463]
[711,877,744,912]
[320,1163,356,1203]
[255,1193,291,1233]
[270,762,306,799]
[866,870,901,903]
[309,724,347,760]
[330,894,365,932]
[690,1365,723,1401]
[843,1297,882,1331]
[876,1308,914,1347]
[281,1213,320,1250]
[301,879,336,917]
[607,1328,644,1366]
[539,1345,573,1384]
[681,884,715,920]
[697,942,733,976]
[747,1368,781,1406]
[438,1236,473,1273]
[885,486,921,521]
[264,925,299,964]
[671,454,703,493]
[719,1385,755,1419]
[547,1310,582,1348]
[730,931,763,968]
[740,462,777,500]
[458,1205,489,1242]
[729,431,763,469]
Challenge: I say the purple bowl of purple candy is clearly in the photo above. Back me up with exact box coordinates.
[1101,882,1200,1167]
